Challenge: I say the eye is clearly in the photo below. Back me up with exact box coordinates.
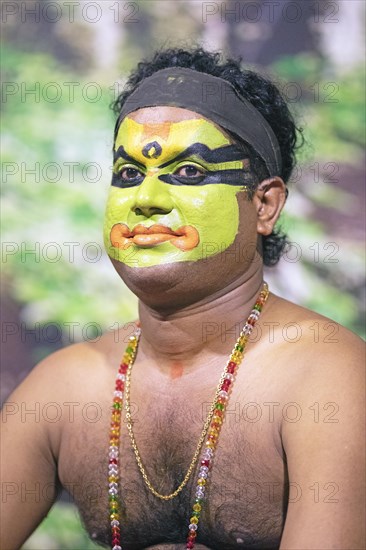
[174,164,205,178]
[120,166,143,181]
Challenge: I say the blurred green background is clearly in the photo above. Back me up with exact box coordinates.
[1,0,365,548]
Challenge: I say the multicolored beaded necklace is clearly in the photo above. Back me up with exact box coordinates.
[108,282,269,550]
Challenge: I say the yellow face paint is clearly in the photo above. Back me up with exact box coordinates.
[104,116,249,268]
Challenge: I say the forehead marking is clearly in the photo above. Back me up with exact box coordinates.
[142,141,163,159]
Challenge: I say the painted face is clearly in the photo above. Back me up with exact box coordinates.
[104,110,250,268]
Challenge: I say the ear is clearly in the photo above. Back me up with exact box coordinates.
[253,177,287,236]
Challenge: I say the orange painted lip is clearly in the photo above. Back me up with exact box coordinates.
[110,223,200,251]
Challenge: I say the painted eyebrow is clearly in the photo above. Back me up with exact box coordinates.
[113,145,145,169]
[158,143,246,168]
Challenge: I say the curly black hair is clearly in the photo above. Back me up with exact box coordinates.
[112,47,303,266]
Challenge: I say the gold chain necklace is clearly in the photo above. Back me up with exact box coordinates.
[124,342,230,500]
[124,283,269,500]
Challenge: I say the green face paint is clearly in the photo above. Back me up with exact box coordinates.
[104,115,248,268]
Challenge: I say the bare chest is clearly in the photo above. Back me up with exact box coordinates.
[58,374,287,550]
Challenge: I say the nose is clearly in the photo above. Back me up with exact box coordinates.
[131,173,173,218]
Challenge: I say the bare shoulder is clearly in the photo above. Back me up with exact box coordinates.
[264,292,364,366]
[258,292,365,415]
[6,321,138,401]
[1,322,138,449]
[264,292,365,461]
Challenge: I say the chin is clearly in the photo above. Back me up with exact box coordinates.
[108,234,261,310]
[110,257,202,309]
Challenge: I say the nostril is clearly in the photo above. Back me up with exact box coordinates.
[131,203,172,218]
[134,205,171,217]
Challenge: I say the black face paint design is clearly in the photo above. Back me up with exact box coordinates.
[112,146,145,188]
[157,143,245,168]
[112,170,144,188]
[159,169,254,186]
[113,143,243,166]
[111,143,253,189]
[142,141,162,159]
[113,145,143,166]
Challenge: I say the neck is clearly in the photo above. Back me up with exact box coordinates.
[138,262,265,370]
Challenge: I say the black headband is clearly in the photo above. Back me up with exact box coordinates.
[117,67,282,176]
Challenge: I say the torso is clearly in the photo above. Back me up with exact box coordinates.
[57,347,292,543]
[55,294,344,549]
[59,380,286,549]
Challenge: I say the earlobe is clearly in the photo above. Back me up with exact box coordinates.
[254,177,287,236]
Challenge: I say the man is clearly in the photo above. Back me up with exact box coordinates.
[1,48,364,550]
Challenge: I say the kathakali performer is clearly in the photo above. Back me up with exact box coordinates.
[1,48,365,550]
